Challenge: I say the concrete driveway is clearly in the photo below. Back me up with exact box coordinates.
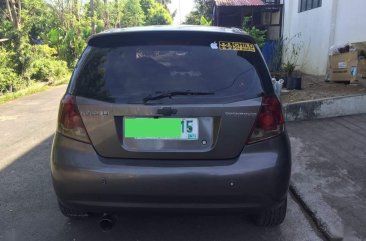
[288,115,366,241]
[0,86,324,241]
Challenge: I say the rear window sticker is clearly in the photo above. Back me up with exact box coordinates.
[219,41,256,52]
[210,41,218,49]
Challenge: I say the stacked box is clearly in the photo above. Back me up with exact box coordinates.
[329,52,366,84]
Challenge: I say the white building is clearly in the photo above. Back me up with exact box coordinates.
[283,0,366,76]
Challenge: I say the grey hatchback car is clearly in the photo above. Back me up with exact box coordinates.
[51,26,291,227]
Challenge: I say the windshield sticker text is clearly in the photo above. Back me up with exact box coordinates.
[219,41,256,52]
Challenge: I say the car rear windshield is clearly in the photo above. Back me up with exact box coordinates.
[71,31,269,104]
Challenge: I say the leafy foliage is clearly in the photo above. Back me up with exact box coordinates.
[156,0,171,7]
[185,0,214,25]
[0,49,19,92]
[120,0,145,27]
[22,0,58,41]
[145,2,173,25]
[25,45,69,83]
[242,17,267,48]
[282,33,304,76]
[141,0,155,16]
[199,16,212,26]
[0,0,174,95]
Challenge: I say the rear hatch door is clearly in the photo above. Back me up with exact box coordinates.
[72,30,270,159]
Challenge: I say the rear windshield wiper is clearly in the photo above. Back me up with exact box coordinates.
[143,91,215,104]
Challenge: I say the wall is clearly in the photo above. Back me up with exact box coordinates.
[283,0,366,76]
[283,94,366,121]
[334,0,366,45]
[282,0,334,76]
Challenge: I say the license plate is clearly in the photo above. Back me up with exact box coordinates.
[124,118,199,140]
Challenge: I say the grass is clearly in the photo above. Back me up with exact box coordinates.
[0,77,69,105]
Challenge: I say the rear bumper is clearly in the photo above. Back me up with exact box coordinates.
[51,133,291,212]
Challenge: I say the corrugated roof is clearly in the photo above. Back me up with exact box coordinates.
[215,0,265,7]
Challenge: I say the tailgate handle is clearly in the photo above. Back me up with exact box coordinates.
[157,107,178,116]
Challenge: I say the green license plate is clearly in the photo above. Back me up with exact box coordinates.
[124,118,198,140]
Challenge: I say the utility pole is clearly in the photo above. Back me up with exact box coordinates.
[178,0,181,24]
[91,0,96,34]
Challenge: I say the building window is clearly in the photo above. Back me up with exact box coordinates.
[299,0,322,12]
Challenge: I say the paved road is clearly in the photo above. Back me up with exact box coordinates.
[288,115,366,241]
[0,86,324,241]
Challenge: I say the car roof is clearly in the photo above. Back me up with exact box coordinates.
[88,25,250,42]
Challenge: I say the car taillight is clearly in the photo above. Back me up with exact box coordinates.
[57,94,91,143]
[247,96,285,144]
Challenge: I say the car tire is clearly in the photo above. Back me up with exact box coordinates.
[58,201,89,218]
[253,198,287,227]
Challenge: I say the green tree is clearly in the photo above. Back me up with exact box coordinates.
[0,0,71,92]
[4,0,22,30]
[140,0,155,16]
[108,0,125,28]
[90,0,96,34]
[120,0,145,27]
[85,0,112,31]
[2,0,62,76]
[145,2,173,25]
[0,0,174,95]
[47,0,90,67]
[185,0,214,25]
[155,0,171,8]
[22,0,58,41]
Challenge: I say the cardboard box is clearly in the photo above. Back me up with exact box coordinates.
[329,52,366,83]
[328,42,366,84]
[358,65,366,87]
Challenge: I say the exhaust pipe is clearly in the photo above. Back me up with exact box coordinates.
[99,213,116,231]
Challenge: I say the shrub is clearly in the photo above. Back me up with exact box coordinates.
[27,58,69,83]
[33,44,58,58]
[20,45,70,83]
[242,17,267,48]
[0,48,15,68]
[0,67,19,93]
[0,48,19,93]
